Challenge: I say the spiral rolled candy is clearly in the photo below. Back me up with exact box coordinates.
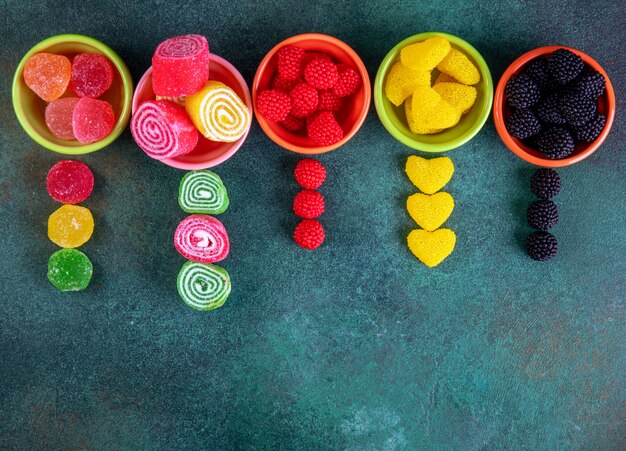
[131,100,198,160]
[177,261,231,310]
[174,214,230,263]
[179,170,229,214]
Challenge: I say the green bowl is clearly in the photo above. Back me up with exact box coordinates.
[12,34,133,155]
[374,32,493,152]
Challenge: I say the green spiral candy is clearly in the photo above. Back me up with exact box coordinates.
[177,261,231,310]
[178,170,229,214]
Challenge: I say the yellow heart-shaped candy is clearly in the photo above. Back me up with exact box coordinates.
[407,192,454,231]
[405,155,454,194]
[407,229,456,267]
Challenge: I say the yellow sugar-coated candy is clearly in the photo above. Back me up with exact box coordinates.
[400,37,451,72]
[48,205,94,248]
[436,48,480,85]
[410,86,461,130]
[404,97,442,135]
[407,192,454,231]
[433,82,477,115]
[185,81,251,142]
[405,155,454,194]
[384,62,430,106]
[434,72,458,84]
[407,229,456,267]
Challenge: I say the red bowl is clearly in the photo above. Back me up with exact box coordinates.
[493,46,615,167]
[132,53,252,170]
[252,33,371,154]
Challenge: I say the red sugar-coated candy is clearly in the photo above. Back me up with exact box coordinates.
[130,100,198,160]
[152,34,209,97]
[69,53,114,98]
[23,53,71,102]
[46,160,94,204]
[45,97,79,140]
[72,97,115,144]
[174,215,230,263]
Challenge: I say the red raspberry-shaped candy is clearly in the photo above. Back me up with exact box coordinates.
[277,45,305,81]
[257,89,291,122]
[272,76,299,93]
[280,114,305,132]
[304,58,339,90]
[294,158,326,189]
[293,189,325,219]
[293,219,325,250]
[308,111,344,146]
[290,82,319,117]
[333,64,361,97]
[318,90,343,112]
[302,51,332,68]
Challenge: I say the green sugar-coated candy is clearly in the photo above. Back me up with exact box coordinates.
[47,248,93,291]
[177,261,231,311]
[178,170,229,214]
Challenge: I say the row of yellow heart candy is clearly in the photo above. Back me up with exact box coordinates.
[404,155,457,267]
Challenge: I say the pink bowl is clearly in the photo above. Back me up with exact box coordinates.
[132,53,252,170]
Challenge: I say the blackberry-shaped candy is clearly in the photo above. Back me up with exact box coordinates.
[531,168,561,199]
[559,91,596,126]
[525,231,558,261]
[572,67,606,99]
[505,74,541,109]
[537,93,566,125]
[505,109,542,140]
[546,49,584,84]
[536,127,575,159]
[572,113,606,142]
[527,200,559,230]
[525,59,554,90]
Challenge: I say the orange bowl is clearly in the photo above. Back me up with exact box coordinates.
[493,46,615,167]
[252,33,371,154]
[132,53,252,170]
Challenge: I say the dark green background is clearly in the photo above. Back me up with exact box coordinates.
[1,0,624,449]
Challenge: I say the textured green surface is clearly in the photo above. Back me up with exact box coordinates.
[1,1,624,449]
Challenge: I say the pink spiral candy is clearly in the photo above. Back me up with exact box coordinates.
[131,100,198,160]
[152,34,209,97]
[174,215,230,263]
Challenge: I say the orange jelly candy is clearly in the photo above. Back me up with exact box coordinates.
[48,205,94,248]
[23,53,71,101]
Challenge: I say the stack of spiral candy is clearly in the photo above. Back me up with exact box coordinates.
[174,170,232,310]
[45,160,95,291]
[131,35,250,160]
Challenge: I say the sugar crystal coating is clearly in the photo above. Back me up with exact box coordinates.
[178,170,229,215]
[152,34,209,97]
[131,100,198,160]
[185,81,251,142]
[72,97,115,143]
[174,215,230,263]
[436,48,480,85]
[400,37,451,72]
[46,160,94,204]
[23,53,71,101]
[45,97,79,140]
[177,262,231,311]
[48,248,93,291]
[384,62,430,106]
[69,53,114,98]
[48,205,94,248]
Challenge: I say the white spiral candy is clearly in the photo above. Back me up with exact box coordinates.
[178,170,229,214]
[177,261,231,310]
